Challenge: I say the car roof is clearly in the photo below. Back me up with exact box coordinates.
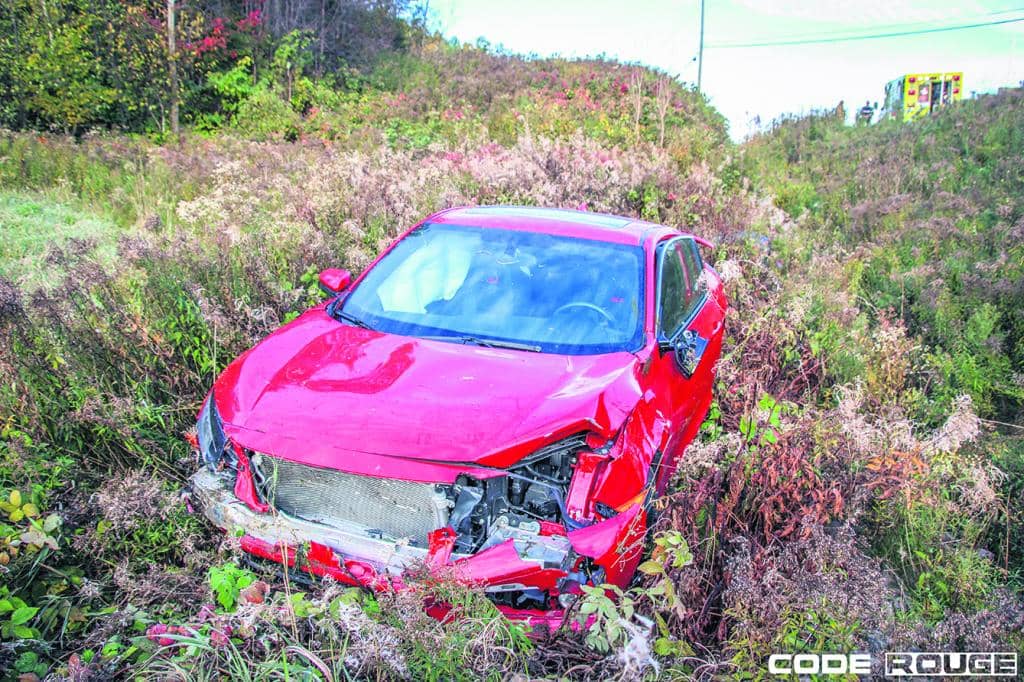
[427,205,682,247]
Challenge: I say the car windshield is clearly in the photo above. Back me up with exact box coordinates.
[339,222,645,355]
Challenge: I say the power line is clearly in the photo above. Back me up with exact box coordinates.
[707,15,1024,49]
[717,8,1024,43]
[989,5,1024,15]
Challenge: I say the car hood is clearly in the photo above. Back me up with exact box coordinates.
[213,308,645,471]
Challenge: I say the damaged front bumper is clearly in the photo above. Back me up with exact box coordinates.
[188,466,645,627]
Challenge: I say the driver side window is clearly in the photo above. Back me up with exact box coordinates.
[657,238,705,337]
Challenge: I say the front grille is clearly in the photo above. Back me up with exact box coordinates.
[251,454,450,546]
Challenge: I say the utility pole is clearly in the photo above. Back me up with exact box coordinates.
[697,0,705,92]
[168,0,180,140]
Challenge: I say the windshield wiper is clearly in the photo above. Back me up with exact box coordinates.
[330,302,373,330]
[459,336,541,352]
[420,335,541,352]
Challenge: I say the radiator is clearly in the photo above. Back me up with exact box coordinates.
[251,454,450,546]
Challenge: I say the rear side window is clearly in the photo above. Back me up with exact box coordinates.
[657,237,706,337]
[681,239,705,302]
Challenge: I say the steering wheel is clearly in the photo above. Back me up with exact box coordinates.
[551,301,615,325]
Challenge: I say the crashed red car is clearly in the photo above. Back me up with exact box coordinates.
[189,205,726,626]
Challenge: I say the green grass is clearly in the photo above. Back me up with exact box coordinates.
[0,191,121,288]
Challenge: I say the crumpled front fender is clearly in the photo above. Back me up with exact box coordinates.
[569,503,647,587]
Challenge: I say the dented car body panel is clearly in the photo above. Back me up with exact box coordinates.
[189,206,726,623]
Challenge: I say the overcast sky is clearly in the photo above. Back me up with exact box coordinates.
[426,0,1024,138]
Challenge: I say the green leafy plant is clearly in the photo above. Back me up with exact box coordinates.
[0,488,37,522]
[637,531,693,606]
[15,650,49,677]
[0,588,41,640]
[0,488,60,565]
[739,393,793,446]
[208,563,256,612]
[700,400,723,440]
[577,584,649,654]
[635,531,696,658]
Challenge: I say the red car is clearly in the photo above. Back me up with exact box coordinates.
[189,206,726,626]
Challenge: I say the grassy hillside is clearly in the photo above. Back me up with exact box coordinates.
[741,90,1024,423]
[0,35,1021,681]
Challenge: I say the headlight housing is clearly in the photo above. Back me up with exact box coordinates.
[197,392,229,471]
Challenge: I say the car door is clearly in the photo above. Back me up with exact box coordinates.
[649,236,724,490]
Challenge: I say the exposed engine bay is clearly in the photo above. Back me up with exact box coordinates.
[446,433,589,553]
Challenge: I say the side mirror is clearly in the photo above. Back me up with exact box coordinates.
[318,268,352,295]
[669,330,710,378]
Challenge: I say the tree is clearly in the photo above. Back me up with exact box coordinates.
[654,76,672,147]
[104,1,231,135]
[0,1,115,132]
[257,0,410,72]
[0,0,412,133]
[629,68,645,140]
